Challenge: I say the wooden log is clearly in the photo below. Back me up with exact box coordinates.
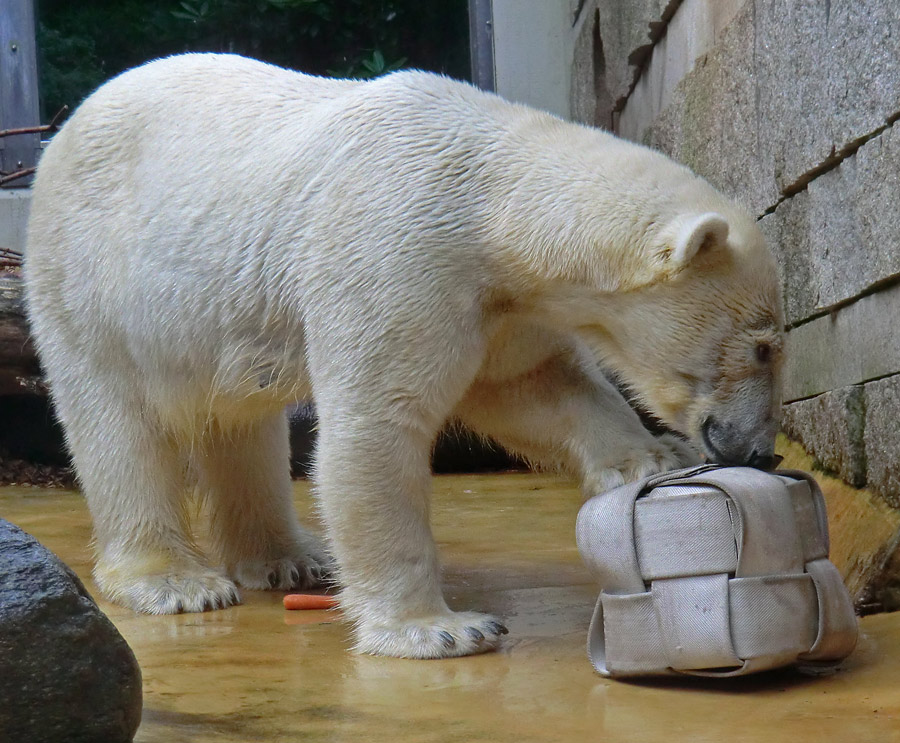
[0,273,42,395]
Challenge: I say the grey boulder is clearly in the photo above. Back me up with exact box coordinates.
[0,519,142,742]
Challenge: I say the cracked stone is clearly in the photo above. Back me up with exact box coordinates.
[782,386,867,488]
[642,0,900,216]
[864,375,900,509]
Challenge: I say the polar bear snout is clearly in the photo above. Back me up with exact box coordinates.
[701,415,777,469]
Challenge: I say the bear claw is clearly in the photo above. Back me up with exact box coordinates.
[489,621,509,635]
[466,627,485,643]
[353,610,508,658]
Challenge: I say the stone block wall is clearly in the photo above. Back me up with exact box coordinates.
[571,0,900,512]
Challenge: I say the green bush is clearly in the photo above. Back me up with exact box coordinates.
[37,0,469,122]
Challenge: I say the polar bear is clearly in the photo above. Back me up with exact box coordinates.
[25,54,783,658]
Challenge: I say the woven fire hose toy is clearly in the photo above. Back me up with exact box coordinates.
[576,465,858,677]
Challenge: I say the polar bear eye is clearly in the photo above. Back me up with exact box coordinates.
[755,342,772,364]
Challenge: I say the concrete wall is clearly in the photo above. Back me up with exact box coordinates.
[491,0,575,119]
[0,190,31,255]
[490,0,676,128]
[567,0,900,515]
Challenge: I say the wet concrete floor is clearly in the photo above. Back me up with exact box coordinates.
[2,473,899,742]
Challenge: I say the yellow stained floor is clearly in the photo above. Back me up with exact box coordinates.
[2,473,899,743]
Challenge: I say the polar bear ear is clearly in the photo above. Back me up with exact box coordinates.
[665,212,730,271]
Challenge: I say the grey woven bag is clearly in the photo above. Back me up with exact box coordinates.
[576,465,858,677]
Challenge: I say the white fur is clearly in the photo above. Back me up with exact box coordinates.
[25,54,783,658]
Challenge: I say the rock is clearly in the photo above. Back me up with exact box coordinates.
[781,386,867,488]
[0,520,142,743]
[861,533,900,613]
[642,0,774,214]
[617,0,747,144]
[761,124,900,326]
[758,0,900,193]
[570,0,614,129]
[863,375,900,509]
[0,393,74,487]
[641,0,900,216]
[781,374,900,509]
[783,281,900,402]
[757,191,818,327]
[0,394,69,466]
[592,0,676,106]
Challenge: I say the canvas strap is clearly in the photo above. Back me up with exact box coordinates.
[577,465,858,677]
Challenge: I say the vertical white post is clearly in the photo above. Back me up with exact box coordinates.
[491,0,574,119]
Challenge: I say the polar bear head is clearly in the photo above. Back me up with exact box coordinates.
[555,203,784,469]
[484,126,784,467]
[608,208,782,468]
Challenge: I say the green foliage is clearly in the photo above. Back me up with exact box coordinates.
[36,25,105,121]
[334,49,407,80]
[36,0,469,122]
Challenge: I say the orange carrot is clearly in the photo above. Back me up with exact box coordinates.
[283,593,339,610]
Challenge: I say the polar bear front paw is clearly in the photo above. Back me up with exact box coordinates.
[583,435,691,494]
[96,566,241,614]
[353,611,509,658]
[656,432,703,467]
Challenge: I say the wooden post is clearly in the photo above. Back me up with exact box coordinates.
[0,0,41,188]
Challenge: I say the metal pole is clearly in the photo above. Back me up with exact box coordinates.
[468,0,495,91]
[0,0,41,187]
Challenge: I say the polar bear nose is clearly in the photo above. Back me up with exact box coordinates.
[701,416,775,470]
[746,451,776,471]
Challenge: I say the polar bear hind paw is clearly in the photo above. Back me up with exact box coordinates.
[230,553,331,591]
[97,568,241,614]
[353,611,509,658]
